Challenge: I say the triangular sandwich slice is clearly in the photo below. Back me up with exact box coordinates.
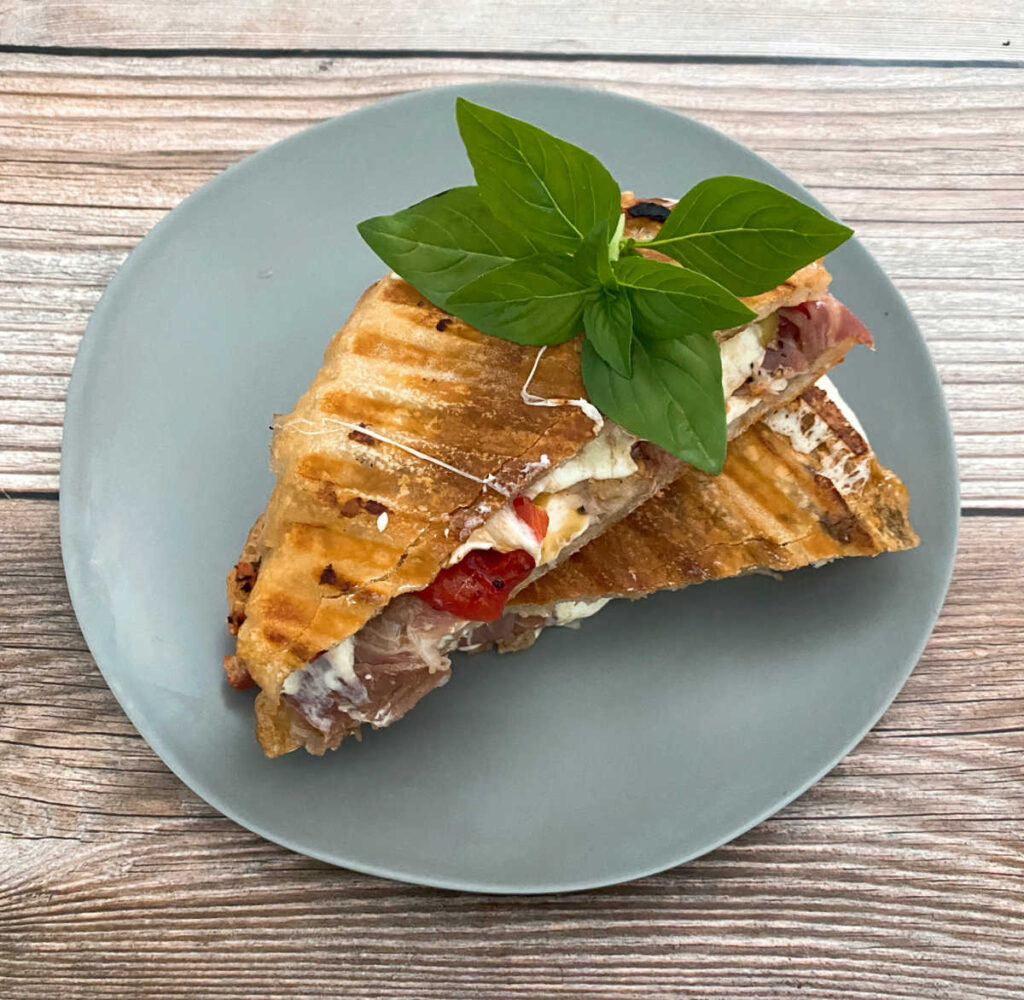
[490,377,918,650]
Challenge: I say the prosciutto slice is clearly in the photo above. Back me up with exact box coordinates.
[760,295,872,380]
[283,597,465,742]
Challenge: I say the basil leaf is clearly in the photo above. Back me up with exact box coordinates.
[643,176,853,296]
[584,291,634,378]
[446,254,595,345]
[455,98,621,255]
[574,221,616,289]
[357,186,539,308]
[582,333,726,474]
[614,255,755,339]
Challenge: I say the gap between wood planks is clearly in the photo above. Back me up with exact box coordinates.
[0,0,1021,62]
[0,45,1021,69]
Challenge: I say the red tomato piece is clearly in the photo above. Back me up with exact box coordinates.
[420,548,536,622]
[512,495,549,542]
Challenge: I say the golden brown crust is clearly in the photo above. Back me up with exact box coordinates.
[511,387,918,609]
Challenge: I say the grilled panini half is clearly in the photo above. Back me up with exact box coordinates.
[497,378,918,649]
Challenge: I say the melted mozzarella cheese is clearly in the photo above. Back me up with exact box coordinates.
[763,401,832,454]
[720,324,768,398]
[448,423,639,569]
[535,491,590,565]
[527,423,638,497]
[282,636,367,706]
[725,393,760,423]
[549,598,612,626]
[447,505,544,565]
[763,388,872,495]
[719,317,786,426]
[520,345,605,430]
[447,491,591,569]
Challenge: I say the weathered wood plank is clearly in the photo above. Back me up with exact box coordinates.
[0,497,1022,998]
[0,0,1021,62]
[0,55,1020,500]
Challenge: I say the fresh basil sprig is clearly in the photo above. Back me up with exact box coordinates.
[447,253,595,346]
[582,334,726,473]
[613,255,756,339]
[357,97,854,473]
[584,291,634,378]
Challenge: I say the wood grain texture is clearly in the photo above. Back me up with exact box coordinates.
[1,35,1020,1000]
[1,0,1022,61]
[1,497,1022,999]
[0,54,1021,500]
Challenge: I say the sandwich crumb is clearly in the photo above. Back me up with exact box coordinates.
[348,423,376,446]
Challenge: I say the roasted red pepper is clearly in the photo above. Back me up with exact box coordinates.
[421,495,549,621]
[421,548,535,622]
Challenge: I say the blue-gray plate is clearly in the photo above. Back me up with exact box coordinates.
[60,83,959,893]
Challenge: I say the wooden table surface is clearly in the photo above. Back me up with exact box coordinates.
[1,6,1023,998]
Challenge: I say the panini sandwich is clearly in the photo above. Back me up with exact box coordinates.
[225,200,873,756]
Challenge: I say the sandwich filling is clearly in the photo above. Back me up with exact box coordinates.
[280,425,677,745]
[723,296,871,419]
[273,293,871,749]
